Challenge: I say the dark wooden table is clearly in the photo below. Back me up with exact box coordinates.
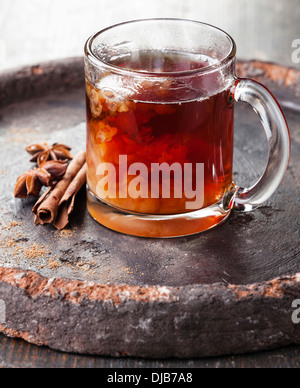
[1,335,300,368]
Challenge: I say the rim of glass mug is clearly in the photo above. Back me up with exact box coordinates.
[84,18,237,78]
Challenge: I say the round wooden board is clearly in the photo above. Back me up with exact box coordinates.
[0,58,299,358]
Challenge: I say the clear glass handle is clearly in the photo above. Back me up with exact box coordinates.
[231,79,291,211]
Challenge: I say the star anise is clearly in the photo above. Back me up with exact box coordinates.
[14,160,68,198]
[25,142,73,167]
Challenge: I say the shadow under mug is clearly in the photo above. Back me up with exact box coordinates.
[84,19,290,238]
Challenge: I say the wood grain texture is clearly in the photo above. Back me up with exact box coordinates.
[1,334,300,368]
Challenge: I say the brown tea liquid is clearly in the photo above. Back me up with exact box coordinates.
[86,50,234,214]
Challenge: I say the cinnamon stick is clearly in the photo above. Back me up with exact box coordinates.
[33,151,86,229]
[54,163,87,230]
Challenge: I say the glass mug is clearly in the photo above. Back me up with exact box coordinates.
[84,19,290,238]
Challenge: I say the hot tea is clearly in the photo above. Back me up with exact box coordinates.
[86,50,234,215]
